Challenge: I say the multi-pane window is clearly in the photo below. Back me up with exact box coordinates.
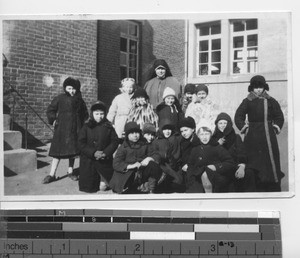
[231,19,258,74]
[120,21,139,81]
[197,22,221,76]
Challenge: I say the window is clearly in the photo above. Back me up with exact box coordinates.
[196,22,221,76]
[120,21,139,82]
[231,19,258,74]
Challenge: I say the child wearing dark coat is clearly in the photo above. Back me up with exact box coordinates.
[212,112,254,192]
[109,121,163,194]
[78,101,119,193]
[186,126,235,193]
[43,77,88,184]
[180,83,196,114]
[234,75,285,192]
[156,87,183,132]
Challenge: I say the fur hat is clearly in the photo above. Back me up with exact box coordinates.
[195,84,209,94]
[63,77,80,91]
[163,87,176,100]
[124,121,141,136]
[184,83,196,94]
[159,118,175,131]
[132,87,149,100]
[248,75,269,92]
[91,101,107,113]
[179,116,196,129]
[142,123,156,135]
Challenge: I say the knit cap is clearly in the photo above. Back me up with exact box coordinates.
[124,121,141,136]
[142,123,157,135]
[91,101,107,113]
[163,87,176,99]
[195,84,209,94]
[179,116,196,129]
[132,87,149,100]
[184,83,196,94]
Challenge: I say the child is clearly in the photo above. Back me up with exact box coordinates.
[78,101,119,193]
[186,126,235,193]
[109,121,163,194]
[156,87,183,131]
[185,84,218,133]
[127,87,159,130]
[180,83,196,113]
[43,77,88,184]
[234,75,285,192]
[212,112,254,192]
[107,77,135,140]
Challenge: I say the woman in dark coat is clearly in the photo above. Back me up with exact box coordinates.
[234,75,285,192]
[43,77,88,184]
[186,126,235,193]
[109,121,163,194]
[144,59,181,110]
[78,101,119,193]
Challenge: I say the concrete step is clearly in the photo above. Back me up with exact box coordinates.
[3,130,22,150]
[4,148,37,176]
[3,114,11,130]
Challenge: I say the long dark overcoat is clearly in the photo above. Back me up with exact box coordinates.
[47,93,88,158]
[234,92,284,184]
[78,119,119,193]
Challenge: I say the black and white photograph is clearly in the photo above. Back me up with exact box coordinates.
[0,12,294,201]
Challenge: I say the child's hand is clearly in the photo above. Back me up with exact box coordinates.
[94,150,104,160]
[235,164,246,179]
[182,164,188,172]
[218,137,226,145]
[127,162,141,170]
[140,157,154,167]
[207,165,216,171]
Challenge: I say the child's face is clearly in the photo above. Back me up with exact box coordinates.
[122,82,134,94]
[128,131,140,142]
[144,133,155,143]
[155,67,166,78]
[185,92,193,100]
[217,120,228,132]
[162,129,172,139]
[93,110,105,123]
[65,85,76,96]
[198,128,212,144]
[164,96,175,106]
[180,127,194,139]
[196,91,208,100]
[253,87,264,96]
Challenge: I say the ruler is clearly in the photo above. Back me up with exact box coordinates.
[0,209,282,257]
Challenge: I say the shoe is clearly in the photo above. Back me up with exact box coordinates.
[42,175,56,184]
[68,173,78,181]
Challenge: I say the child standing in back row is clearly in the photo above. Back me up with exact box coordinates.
[107,78,135,140]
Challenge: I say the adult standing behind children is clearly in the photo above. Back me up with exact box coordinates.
[107,78,135,140]
[43,77,88,184]
[78,101,119,193]
[144,59,181,110]
[234,75,285,192]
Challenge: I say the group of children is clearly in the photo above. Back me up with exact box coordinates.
[43,72,285,194]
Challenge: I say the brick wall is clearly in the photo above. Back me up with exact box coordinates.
[2,20,98,145]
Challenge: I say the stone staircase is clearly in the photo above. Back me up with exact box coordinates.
[3,114,37,176]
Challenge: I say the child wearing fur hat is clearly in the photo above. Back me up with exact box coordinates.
[144,59,182,110]
[156,87,183,132]
[43,77,88,184]
[78,101,119,193]
[180,83,196,114]
[186,126,235,193]
[185,84,218,133]
[126,87,159,130]
[107,78,135,140]
[212,112,254,192]
[234,75,285,192]
[109,121,163,194]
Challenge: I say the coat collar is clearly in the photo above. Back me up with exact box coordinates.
[247,91,271,101]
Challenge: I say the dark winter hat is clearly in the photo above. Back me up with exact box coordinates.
[195,84,209,94]
[124,121,141,135]
[179,116,196,129]
[63,77,80,91]
[214,112,233,136]
[142,123,157,135]
[91,101,107,113]
[248,75,269,92]
[159,118,175,131]
[132,87,149,100]
[184,83,196,94]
